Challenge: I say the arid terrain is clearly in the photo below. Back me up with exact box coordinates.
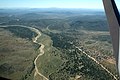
[0,8,119,80]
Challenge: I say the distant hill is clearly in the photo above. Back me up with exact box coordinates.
[68,15,109,31]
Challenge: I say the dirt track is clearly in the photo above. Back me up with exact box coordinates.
[31,27,49,80]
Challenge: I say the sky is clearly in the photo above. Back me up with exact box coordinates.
[0,0,119,9]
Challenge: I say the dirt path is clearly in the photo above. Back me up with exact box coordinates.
[0,25,49,80]
[30,27,49,80]
[76,46,118,80]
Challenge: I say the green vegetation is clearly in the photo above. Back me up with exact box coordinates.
[36,32,63,78]
[3,26,37,40]
[92,35,112,43]
[0,27,37,80]
[47,32,116,80]
[0,9,118,80]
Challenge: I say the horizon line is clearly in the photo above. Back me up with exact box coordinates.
[0,7,104,10]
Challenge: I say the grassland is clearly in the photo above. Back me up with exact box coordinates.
[0,27,38,80]
[0,26,64,80]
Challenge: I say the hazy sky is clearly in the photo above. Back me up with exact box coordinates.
[0,0,119,9]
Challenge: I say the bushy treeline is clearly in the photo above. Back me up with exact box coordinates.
[3,26,37,40]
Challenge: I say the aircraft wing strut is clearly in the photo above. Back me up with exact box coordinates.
[103,0,120,76]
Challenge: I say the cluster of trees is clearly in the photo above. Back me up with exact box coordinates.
[3,26,37,40]
[92,35,112,43]
[49,47,114,80]
[48,32,74,49]
[48,32,115,80]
